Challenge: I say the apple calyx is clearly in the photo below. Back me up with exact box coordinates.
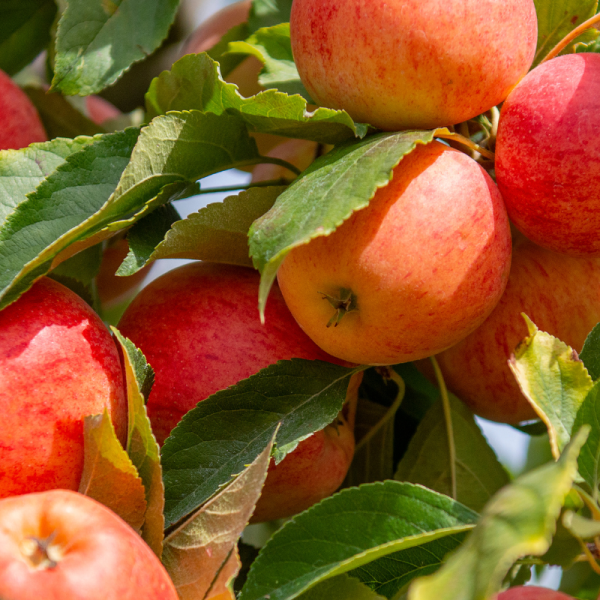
[319,288,358,327]
[20,532,61,570]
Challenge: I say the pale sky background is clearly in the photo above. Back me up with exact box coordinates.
[141,0,560,588]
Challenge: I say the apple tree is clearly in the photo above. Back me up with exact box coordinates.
[2,0,600,598]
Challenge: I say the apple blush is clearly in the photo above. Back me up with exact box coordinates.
[496,53,600,256]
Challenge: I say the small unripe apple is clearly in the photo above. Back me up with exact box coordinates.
[118,262,358,521]
[0,277,127,498]
[0,489,178,600]
[496,53,600,256]
[497,587,574,600]
[0,69,47,150]
[277,141,512,366]
[433,236,600,424]
[290,0,537,130]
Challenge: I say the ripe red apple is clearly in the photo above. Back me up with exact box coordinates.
[290,0,537,131]
[0,489,177,600]
[432,236,600,424]
[118,262,358,521]
[0,69,47,150]
[497,587,573,600]
[0,277,127,498]
[277,141,512,366]
[496,53,600,256]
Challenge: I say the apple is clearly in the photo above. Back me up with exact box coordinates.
[276,140,512,366]
[117,262,359,521]
[495,53,600,256]
[0,69,47,150]
[497,587,573,600]
[0,277,127,498]
[432,235,600,424]
[290,0,537,131]
[0,489,177,599]
[251,138,319,184]
[96,237,151,311]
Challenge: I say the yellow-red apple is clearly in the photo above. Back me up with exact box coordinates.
[433,236,600,424]
[290,0,537,130]
[277,141,512,365]
[0,489,177,600]
[496,53,600,256]
[0,69,47,150]
[0,277,127,498]
[118,262,358,521]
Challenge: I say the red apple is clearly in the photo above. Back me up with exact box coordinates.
[0,489,177,600]
[433,236,600,423]
[290,0,537,130]
[496,53,600,256]
[276,141,512,366]
[0,277,127,498]
[497,587,573,600]
[118,262,358,521]
[0,69,47,150]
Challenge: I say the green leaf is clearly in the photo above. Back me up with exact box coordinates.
[112,329,164,557]
[249,130,435,317]
[23,86,105,139]
[563,510,600,539]
[206,21,250,78]
[298,574,386,600]
[161,359,363,527]
[580,323,600,381]
[79,410,147,532]
[248,0,293,33]
[51,0,179,95]
[228,23,310,100]
[120,186,283,275]
[348,534,468,600]
[0,128,140,309]
[109,111,259,210]
[238,481,478,600]
[407,428,589,600]
[121,203,181,275]
[144,53,365,143]
[560,562,600,599]
[0,0,57,75]
[395,394,510,513]
[533,0,599,66]
[163,432,275,600]
[509,315,594,458]
[572,380,600,495]
[0,137,93,229]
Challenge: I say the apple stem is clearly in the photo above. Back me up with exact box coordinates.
[319,288,358,327]
[193,178,292,195]
[258,156,302,176]
[434,130,495,161]
[540,12,600,64]
[430,356,457,501]
[21,531,59,569]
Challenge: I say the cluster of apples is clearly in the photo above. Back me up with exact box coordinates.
[0,66,357,597]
